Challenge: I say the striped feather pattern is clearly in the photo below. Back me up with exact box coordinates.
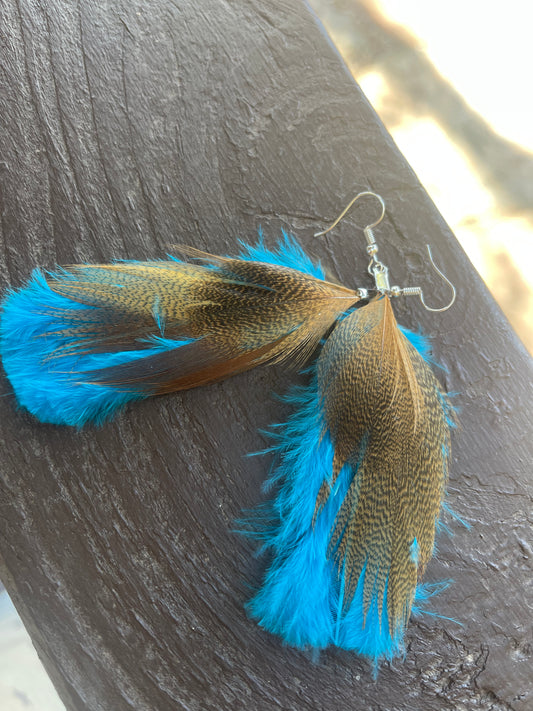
[247,295,454,668]
[0,236,359,426]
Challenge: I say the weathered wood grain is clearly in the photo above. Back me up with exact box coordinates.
[0,1,531,709]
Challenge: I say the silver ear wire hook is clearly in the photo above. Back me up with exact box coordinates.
[400,246,456,312]
[314,191,385,238]
[314,191,456,312]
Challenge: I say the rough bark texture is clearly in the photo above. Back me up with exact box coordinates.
[0,1,531,710]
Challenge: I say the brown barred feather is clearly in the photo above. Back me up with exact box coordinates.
[48,254,360,392]
[316,295,452,637]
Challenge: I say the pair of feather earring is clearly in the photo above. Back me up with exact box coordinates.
[0,191,457,671]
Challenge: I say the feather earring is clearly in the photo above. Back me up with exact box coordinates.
[245,193,457,670]
[2,190,458,669]
[0,236,361,426]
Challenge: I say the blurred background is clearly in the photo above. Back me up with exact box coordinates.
[1,2,532,710]
[311,0,533,354]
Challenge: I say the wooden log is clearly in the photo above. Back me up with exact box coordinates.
[0,1,531,709]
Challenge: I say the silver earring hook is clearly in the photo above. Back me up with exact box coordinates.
[314,191,386,238]
[403,246,456,312]
[313,191,456,313]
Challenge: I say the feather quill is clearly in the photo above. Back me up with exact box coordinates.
[0,236,359,426]
[247,295,455,668]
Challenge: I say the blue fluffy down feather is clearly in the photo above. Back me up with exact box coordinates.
[0,271,195,427]
[0,234,324,427]
[246,328,446,671]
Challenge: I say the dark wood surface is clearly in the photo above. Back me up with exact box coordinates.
[0,1,532,709]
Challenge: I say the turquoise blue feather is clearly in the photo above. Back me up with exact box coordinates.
[0,235,358,426]
[246,300,455,670]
